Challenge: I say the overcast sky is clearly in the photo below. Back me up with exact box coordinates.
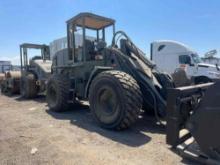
[0,0,220,64]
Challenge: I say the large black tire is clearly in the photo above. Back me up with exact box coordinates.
[1,81,7,94]
[155,72,175,99]
[89,70,143,130]
[11,79,20,95]
[21,73,38,98]
[46,74,70,112]
[194,76,212,84]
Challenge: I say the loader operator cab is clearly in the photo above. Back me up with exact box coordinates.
[66,12,116,63]
[20,43,50,71]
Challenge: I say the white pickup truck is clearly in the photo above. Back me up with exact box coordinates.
[150,40,220,84]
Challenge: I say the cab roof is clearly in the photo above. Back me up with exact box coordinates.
[66,12,115,30]
[20,43,48,49]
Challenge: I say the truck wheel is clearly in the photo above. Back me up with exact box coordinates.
[46,74,70,112]
[194,76,212,84]
[21,73,38,98]
[89,70,143,130]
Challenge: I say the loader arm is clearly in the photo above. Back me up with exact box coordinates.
[110,31,174,116]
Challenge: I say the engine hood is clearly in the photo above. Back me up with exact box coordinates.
[198,63,218,68]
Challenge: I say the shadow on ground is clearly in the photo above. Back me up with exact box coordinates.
[46,103,166,147]
[14,94,46,103]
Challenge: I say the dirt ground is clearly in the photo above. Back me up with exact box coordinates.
[0,93,195,165]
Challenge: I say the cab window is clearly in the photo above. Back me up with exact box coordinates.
[179,55,191,65]
[191,54,202,63]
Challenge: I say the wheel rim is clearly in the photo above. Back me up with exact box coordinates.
[47,84,57,108]
[94,85,121,124]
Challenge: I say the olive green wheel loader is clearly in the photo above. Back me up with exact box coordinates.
[46,13,174,130]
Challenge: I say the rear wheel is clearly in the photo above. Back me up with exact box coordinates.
[1,81,7,94]
[21,73,38,98]
[194,76,212,84]
[46,74,70,112]
[89,70,143,130]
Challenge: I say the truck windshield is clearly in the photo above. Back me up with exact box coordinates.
[191,54,202,63]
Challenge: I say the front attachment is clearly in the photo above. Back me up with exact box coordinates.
[187,81,220,161]
[166,82,220,164]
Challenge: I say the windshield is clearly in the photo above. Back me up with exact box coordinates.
[191,54,202,63]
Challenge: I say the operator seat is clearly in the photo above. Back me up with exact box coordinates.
[93,41,106,61]
[29,55,42,66]
[96,41,107,52]
[85,39,95,60]
[31,56,42,61]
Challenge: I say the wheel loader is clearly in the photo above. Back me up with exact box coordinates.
[46,12,174,130]
[20,43,52,98]
[46,12,220,163]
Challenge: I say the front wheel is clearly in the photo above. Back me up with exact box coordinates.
[89,70,143,130]
[46,74,70,112]
[194,76,212,84]
[20,73,38,98]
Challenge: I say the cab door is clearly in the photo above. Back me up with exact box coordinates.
[179,55,197,77]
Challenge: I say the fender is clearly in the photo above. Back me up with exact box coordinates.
[84,66,113,98]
